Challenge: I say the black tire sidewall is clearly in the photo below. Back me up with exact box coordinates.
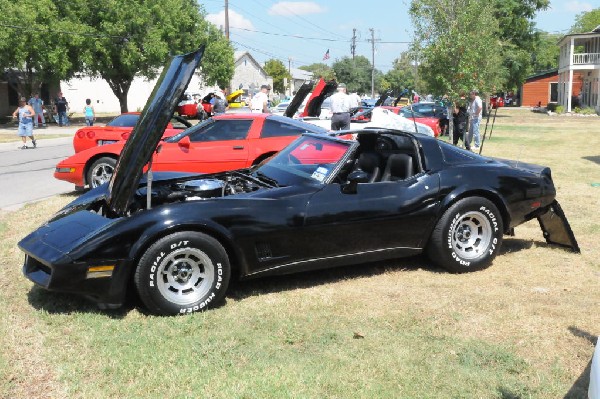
[87,157,116,188]
[135,231,231,315]
[428,197,503,273]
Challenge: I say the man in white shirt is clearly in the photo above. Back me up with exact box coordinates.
[467,89,483,149]
[329,83,352,130]
[250,85,270,113]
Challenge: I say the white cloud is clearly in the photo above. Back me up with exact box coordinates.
[206,9,255,31]
[565,1,594,12]
[268,2,327,16]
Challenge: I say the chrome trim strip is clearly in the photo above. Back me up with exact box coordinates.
[247,246,421,276]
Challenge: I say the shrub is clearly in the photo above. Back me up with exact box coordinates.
[546,103,557,112]
[555,105,565,114]
[574,107,597,115]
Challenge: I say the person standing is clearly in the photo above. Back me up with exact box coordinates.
[54,91,68,127]
[12,97,37,149]
[83,99,95,126]
[250,85,270,113]
[452,101,469,150]
[467,89,483,150]
[211,86,229,115]
[28,93,45,128]
[329,83,352,131]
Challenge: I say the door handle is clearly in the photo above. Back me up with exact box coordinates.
[233,146,244,150]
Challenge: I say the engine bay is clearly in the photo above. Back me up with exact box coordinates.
[131,172,267,210]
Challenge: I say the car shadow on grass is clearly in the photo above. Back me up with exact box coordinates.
[564,326,596,398]
[227,255,446,301]
[24,237,544,316]
[27,286,136,319]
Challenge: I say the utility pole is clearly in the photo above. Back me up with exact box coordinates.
[351,28,357,59]
[369,28,375,98]
[288,57,292,97]
[224,0,230,40]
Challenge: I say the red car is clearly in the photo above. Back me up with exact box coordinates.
[352,106,442,137]
[490,95,505,109]
[55,113,328,189]
[73,113,191,153]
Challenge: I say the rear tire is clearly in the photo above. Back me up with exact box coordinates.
[87,157,116,188]
[427,197,503,273]
[134,231,231,315]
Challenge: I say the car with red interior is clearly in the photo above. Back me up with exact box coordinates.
[73,113,191,153]
[55,113,328,189]
[351,106,442,137]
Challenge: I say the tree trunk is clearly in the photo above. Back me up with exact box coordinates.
[105,77,132,113]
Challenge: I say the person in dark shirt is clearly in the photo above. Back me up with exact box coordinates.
[452,101,469,150]
[54,91,69,127]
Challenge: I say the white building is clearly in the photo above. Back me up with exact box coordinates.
[558,26,600,113]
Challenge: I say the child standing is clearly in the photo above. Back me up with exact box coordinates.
[84,99,95,126]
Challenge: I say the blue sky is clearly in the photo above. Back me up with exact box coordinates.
[201,0,600,73]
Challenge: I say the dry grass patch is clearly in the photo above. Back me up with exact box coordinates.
[0,109,599,398]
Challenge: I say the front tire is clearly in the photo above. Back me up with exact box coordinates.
[427,197,503,273]
[87,157,116,188]
[134,231,231,315]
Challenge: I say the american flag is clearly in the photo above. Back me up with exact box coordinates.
[322,49,330,61]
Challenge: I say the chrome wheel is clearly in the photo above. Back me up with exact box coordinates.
[450,211,492,260]
[89,161,115,187]
[156,247,215,306]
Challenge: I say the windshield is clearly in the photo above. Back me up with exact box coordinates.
[164,119,212,142]
[107,114,140,127]
[255,135,352,186]
[399,108,426,118]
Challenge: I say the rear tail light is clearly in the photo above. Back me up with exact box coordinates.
[76,131,85,138]
[121,132,130,140]
[86,131,95,139]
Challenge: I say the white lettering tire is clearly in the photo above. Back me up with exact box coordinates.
[427,197,504,273]
[134,231,231,315]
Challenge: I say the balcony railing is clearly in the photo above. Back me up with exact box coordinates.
[572,53,600,65]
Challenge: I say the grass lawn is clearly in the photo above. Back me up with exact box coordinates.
[0,108,599,398]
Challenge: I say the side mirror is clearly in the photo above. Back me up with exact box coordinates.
[178,136,191,149]
[342,170,369,194]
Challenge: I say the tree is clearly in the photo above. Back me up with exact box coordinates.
[493,0,550,90]
[298,63,336,81]
[380,52,416,94]
[0,0,84,97]
[410,0,503,100]
[77,0,234,112]
[570,8,600,33]
[332,56,378,94]
[263,59,290,94]
[532,32,560,72]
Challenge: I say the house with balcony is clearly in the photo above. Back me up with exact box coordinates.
[558,26,600,113]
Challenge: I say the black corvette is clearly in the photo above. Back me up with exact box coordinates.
[18,49,579,315]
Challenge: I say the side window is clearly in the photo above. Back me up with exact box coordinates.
[188,120,252,142]
[261,119,306,138]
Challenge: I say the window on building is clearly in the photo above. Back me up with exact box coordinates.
[550,82,558,102]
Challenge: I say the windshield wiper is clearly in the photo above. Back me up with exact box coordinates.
[254,171,279,187]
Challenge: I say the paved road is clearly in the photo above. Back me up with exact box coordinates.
[0,125,79,211]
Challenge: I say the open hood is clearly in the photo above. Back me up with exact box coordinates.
[301,79,337,118]
[374,91,392,107]
[284,81,313,118]
[107,47,204,216]
[227,89,244,103]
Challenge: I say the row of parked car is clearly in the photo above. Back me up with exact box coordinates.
[56,81,448,190]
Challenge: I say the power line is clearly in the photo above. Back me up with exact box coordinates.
[230,27,349,42]
[255,0,347,40]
